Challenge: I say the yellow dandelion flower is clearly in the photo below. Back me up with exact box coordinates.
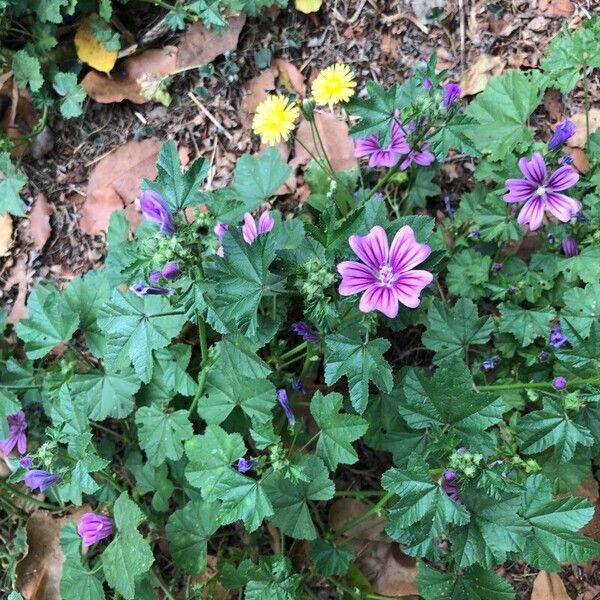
[252,95,300,145]
[311,63,357,106]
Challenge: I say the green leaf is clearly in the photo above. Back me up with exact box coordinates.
[12,49,43,92]
[561,247,600,284]
[498,303,555,347]
[309,539,354,577]
[428,113,480,160]
[520,474,600,570]
[135,406,193,466]
[561,283,600,339]
[97,290,186,382]
[0,153,27,216]
[70,368,141,421]
[465,70,543,159]
[310,391,368,470]
[49,385,91,436]
[58,459,105,505]
[243,555,303,599]
[263,455,334,540]
[141,344,197,403]
[446,249,491,300]
[405,167,441,210]
[53,72,86,118]
[16,284,79,359]
[165,500,219,575]
[324,333,393,414]
[212,335,271,379]
[0,389,21,438]
[31,0,71,22]
[102,493,154,599]
[142,140,208,211]
[126,454,174,512]
[383,455,470,558]
[417,563,515,600]
[518,398,593,463]
[556,320,600,370]
[422,298,494,362]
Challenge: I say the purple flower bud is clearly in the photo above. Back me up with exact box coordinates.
[237,458,255,473]
[442,83,461,108]
[546,233,556,244]
[77,513,113,547]
[162,262,181,280]
[552,376,567,390]
[538,351,551,363]
[277,389,295,427]
[214,222,228,239]
[482,357,496,371]
[242,211,274,244]
[491,263,503,273]
[138,190,175,235]
[24,470,61,492]
[423,78,433,91]
[19,456,33,468]
[441,469,462,503]
[469,228,480,239]
[291,378,305,394]
[548,120,576,151]
[507,287,516,297]
[0,411,27,456]
[561,238,578,257]
[291,321,319,343]
[550,324,568,349]
[149,271,162,286]
[130,283,173,297]
[560,154,574,166]
[443,194,455,219]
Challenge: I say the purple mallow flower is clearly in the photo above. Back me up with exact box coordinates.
[214,222,228,257]
[503,152,580,231]
[548,120,576,151]
[242,211,274,244]
[237,458,255,473]
[549,324,568,349]
[77,513,113,547]
[337,225,433,318]
[291,378,305,395]
[553,376,567,390]
[441,470,462,504]
[139,190,175,235]
[292,321,319,343]
[442,83,461,108]
[19,456,33,468]
[354,121,410,168]
[130,283,172,297]
[277,389,295,427]
[562,238,578,257]
[482,357,496,371]
[149,271,162,286]
[24,470,61,492]
[0,411,27,456]
[162,262,181,280]
[400,142,435,171]
[423,79,433,91]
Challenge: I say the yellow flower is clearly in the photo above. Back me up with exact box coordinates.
[252,95,300,145]
[295,0,322,13]
[311,63,357,106]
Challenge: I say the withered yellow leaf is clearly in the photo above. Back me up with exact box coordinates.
[295,0,323,14]
[74,15,118,74]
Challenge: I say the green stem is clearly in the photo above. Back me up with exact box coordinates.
[477,376,600,392]
[279,341,308,362]
[297,432,319,454]
[135,0,180,11]
[330,491,394,539]
[0,480,59,510]
[334,489,386,498]
[363,165,399,203]
[278,353,307,370]
[189,363,210,415]
[91,421,128,443]
[583,65,590,141]
[3,385,41,390]
[151,569,176,600]
[147,310,187,318]
[196,310,208,366]
[310,119,336,176]
[68,343,94,368]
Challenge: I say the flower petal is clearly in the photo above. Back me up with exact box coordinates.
[337,261,377,295]
[242,213,257,244]
[348,226,389,270]
[389,225,432,273]
[547,165,579,191]
[394,270,433,308]
[517,197,544,231]
[354,135,380,157]
[258,211,274,234]
[518,152,547,184]
[359,285,399,318]
[413,150,435,166]
[545,192,581,222]
[504,178,536,203]
[369,150,400,168]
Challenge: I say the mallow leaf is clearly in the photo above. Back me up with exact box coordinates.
[498,303,554,347]
[309,539,355,577]
[0,152,27,216]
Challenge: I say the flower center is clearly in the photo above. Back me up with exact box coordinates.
[536,186,546,197]
[378,264,396,287]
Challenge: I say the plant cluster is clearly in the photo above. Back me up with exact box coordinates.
[2,16,600,600]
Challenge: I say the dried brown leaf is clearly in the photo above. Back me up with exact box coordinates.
[5,253,28,324]
[544,90,564,122]
[460,54,505,96]
[567,110,600,149]
[531,571,571,600]
[274,59,306,97]
[29,193,52,251]
[239,68,276,129]
[0,212,13,256]
[79,187,124,236]
[539,0,575,17]
[328,498,387,541]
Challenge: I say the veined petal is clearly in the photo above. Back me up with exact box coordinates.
[258,211,274,234]
[242,213,258,244]
[518,152,547,185]
[545,192,581,222]
[394,270,433,308]
[389,225,432,273]
[348,226,389,270]
[517,197,544,231]
[369,150,400,168]
[337,261,377,295]
[413,150,435,166]
[359,285,399,318]
[354,135,381,157]
[504,178,536,203]
[547,165,579,191]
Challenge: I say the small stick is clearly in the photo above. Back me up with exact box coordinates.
[187,91,233,141]
[381,11,429,35]
[459,0,466,72]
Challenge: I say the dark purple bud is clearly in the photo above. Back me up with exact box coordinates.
[546,233,556,244]
[237,458,255,473]
[441,469,462,503]
[77,513,113,546]
[482,357,496,371]
[291,378,305,395]
[560,154,574,166]
[538,351,551,363]
[491,263,502,273]
[149,271,162,286]
[561,238,578,257]
[507,287,516,297]
[138,190,175,235]
[443,194,455,219]
[548,120,576,151]
[291,321,319,343]
[423,78,433,91]
[277,389,295,427]
[24,470,61,492]
[130,283,173,297]
[456,447,468,454]
[469,228,480,239]
[214,222,228,241]
[549,324,568,349]
[162,262,181,280]
[19,456,33,468]
[552,376,567,390]
[442,83,461,108]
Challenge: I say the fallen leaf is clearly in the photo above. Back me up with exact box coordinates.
[29,193,52,251]
[194,555,227,599]
[239,68,276,129]
[74,15,119,74]
[5,254,28,324]
[0,75,37,158]
[274,59,306,97]
[177,14,246,69]
[544,89,564,121]
[79,186,124,236]
[460,54,505,96]
[294,111,357,172]
[567,109,600,149]
[82,46,177,104]
[16,508,89,600]
[539,0,575,17]
[380,34,399,58]
[295,0,323,14]
[328,498,387,542]
[568,148,589,174]
[0,212,13,256]
[531,571,571,600]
